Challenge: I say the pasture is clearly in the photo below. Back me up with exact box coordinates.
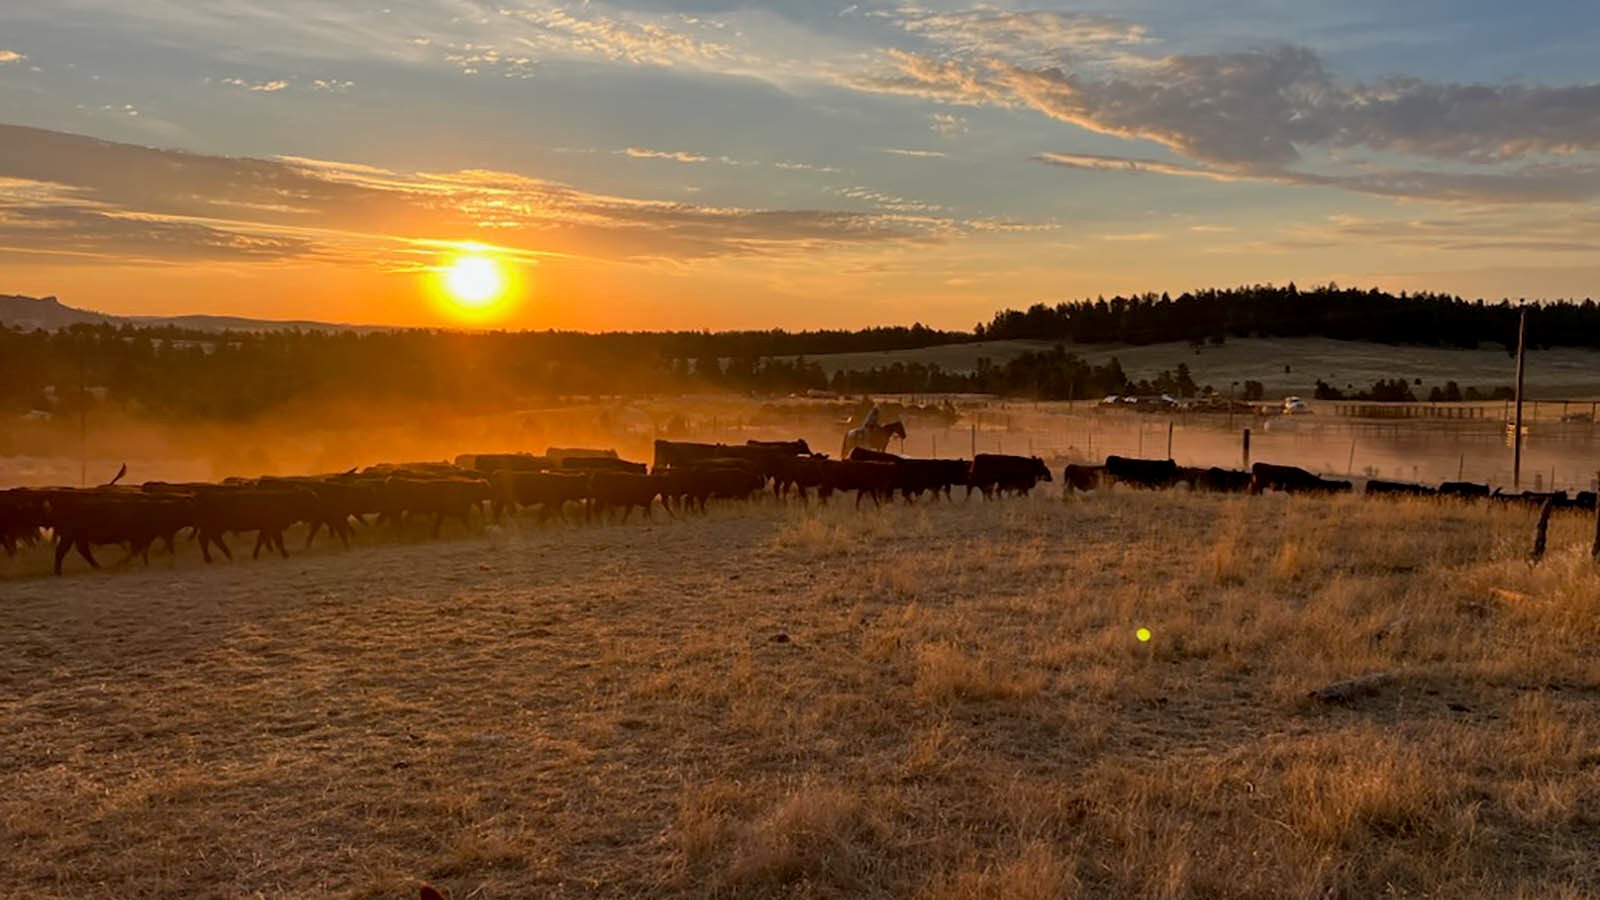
[799,336,1600,399]
[3,491,1600,898]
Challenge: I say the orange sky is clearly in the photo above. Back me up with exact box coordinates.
[5,0,1600,330]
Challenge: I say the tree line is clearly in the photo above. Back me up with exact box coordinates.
[4,282,1579,421]
[977,283,1594,349]
[0,325,1144,420]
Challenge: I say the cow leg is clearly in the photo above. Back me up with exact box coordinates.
[621,505,633,524]
[337,519,353,549]
[276,531,290,559]
[76,539,100,570]
[108,544,138,568]
[252,531,267,560]
[53,537,72,575]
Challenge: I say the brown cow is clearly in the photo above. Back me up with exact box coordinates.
[44,487,196,574]
[1062,464,1106,493]
[660,465,765,513]
[590,472,667,523]
[489,470,590,523]
[374,476,492,538]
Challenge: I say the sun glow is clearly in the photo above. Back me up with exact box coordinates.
[443,253,507,308]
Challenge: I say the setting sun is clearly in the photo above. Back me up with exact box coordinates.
[443,254,507,309]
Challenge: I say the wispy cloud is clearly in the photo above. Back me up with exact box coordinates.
[0,50,23,65]
[892,8,1149,65]
[930,113,967,135]
[775,160,842,174]
[1033,151,1240,183]
[1034,149,1600,204]
[836,186,946,213]
[0,124,1017,269]
[500,5,738,69]
[222,77,290,92]
[624,147,710,163]
[882,147,947,159]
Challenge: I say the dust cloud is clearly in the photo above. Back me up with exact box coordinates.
[4,393,1596,493]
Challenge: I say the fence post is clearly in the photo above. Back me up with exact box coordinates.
[1166,421,1174,460]
[1242,428,1251,470]
[1592,469,1600,563]
[1531,497,1556,564]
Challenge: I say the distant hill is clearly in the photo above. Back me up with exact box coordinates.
[0,294,364,333]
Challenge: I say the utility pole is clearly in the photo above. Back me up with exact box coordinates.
[78,340,88,488]
[1513,307,1527,490]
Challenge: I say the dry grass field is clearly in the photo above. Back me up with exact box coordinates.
[4,492,1600,898]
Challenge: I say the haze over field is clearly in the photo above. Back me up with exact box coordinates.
[4,1,1600,329]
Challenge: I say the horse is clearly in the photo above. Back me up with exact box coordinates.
[841,420,906,458]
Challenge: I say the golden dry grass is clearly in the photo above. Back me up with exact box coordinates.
[3,491,1600,898]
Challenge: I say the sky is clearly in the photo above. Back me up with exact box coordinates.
[2,0,1600,331]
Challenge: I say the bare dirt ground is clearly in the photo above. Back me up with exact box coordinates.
[3,493,1600,898]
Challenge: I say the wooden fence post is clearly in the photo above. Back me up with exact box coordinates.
[1531,497,1556,565]
[1591,469,1600,563]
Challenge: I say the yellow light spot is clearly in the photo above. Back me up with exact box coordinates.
[1136,627,1151,643]
[443,254,506,309]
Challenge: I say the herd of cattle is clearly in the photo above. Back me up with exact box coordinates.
[4,439,1584,577]
[1068,455,1599,511]
[0,440,1054,575]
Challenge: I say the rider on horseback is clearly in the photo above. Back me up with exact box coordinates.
[842,404,906,457]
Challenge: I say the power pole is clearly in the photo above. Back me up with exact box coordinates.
[1513,308,1527,490]
[79,340,88,488]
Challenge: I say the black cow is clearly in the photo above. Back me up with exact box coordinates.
[653,440,795,483]
[1250,462,1352,495]
[1193,467,1252,493]
[1491,489,1568,509]
[747,439,811,456]
[560,457,648,475]
[1104,456,1180,490]
[1364,479,1438,499]
[455,453,551,475]
[774,455,830,503]
[814,459,897,508]
[969,454,1052,498]
[848,448,968,501]
[1438,481,1491,500]
[1,488,47,558]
